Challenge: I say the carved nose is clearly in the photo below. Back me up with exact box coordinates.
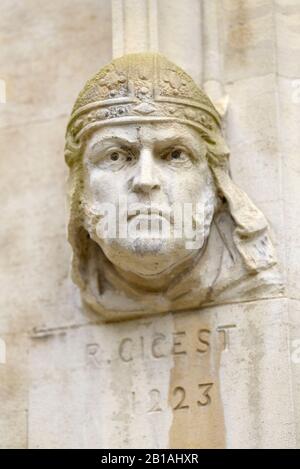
[132,149,160,194]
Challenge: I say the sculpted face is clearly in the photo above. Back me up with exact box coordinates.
[82,122,217,276]
[65,53,279,319]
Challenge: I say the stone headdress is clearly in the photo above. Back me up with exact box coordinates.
[65,53,277,309]
[65,52,221,163]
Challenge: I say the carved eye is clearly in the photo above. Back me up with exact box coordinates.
[170,149,182,160]
[161,147,191,165]
[106,149,135,167]
[110,152,120,161]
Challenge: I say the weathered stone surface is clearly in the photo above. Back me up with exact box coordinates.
[221,0,276,82]
[1,0,300,450]
[288,299,300,446]
[0,411,27,449]
[225,74,286,271]
[0,333,29,449]
[0,0,112,129]
[276,77,300,301]
[157,0,203,85]
[0,119,87,335]
[0,1,111,447]
[276,0,300,78]
[28,300,297,448]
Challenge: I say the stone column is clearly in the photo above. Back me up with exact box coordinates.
[111,0,158,56]
[112,0,203,85]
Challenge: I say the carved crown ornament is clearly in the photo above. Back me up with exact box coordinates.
[65,54,221,165]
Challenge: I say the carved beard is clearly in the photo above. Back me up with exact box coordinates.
[81,190,217,277]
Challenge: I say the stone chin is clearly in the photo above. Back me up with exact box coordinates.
[91,225,206,277]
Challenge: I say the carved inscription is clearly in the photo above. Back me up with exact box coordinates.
[117,325,236,363]
[86,343,102,366]
[197,328,211,353]
[172,331,187,355]
[197,383,214,406]
[84,324,231,416]
[86,324,237,367]
[216,324,237,351]
[148,389,162,413]
[119,338,133,362]
[152,333,166,358]
[140,383,214,414]
[173,386,188,411]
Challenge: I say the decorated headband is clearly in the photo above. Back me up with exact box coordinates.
[65,52,222,165]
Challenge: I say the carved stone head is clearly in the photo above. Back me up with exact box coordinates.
[65,53,282,321]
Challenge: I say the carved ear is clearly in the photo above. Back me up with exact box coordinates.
[211,166,277,272]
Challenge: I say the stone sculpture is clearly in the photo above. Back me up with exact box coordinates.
[64,53,282,321]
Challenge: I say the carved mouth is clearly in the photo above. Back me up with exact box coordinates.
[127,205,172,222]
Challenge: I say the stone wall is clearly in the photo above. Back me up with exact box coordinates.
[1,0,300,448]
[0,0,112,448]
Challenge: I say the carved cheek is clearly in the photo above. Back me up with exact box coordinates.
[191,168,212,193]
[172,174,203,204]
[86,168,119,204]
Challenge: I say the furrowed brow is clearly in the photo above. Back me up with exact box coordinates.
[154,135,204,156]
[154,136,185,148]
[90,136,138,152]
